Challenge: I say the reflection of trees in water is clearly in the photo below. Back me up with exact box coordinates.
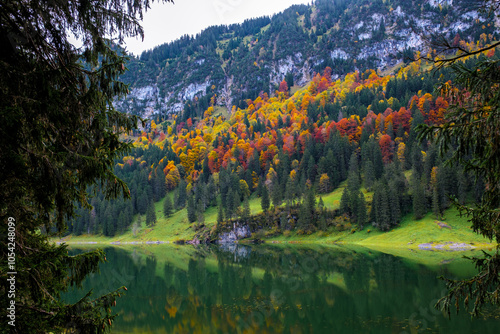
[65,246,499,333]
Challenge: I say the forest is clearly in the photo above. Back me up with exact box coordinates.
[5,1,499,332]
[66,44,496,239]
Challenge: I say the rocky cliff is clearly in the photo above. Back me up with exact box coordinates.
[118,0,495,119]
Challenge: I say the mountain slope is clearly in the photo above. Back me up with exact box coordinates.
[117,0,497,119]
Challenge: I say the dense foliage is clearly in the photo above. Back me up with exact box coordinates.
[68,47,498,238]
[0,0,171,333]
[417,0,500,314]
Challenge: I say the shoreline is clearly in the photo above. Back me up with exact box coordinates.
[55,238,496,252]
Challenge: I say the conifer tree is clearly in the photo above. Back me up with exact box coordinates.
[187,195,197,223]
[242,196,251,220]
[285,176,296,207]
[103,205,114,236]
[340,187,350,216]
[325,149,339,188]
[261,184,270,212]
[298,187,316,231]
[207,177,218,207]
[217,200,224,224]
[175,179,187,209]
[146,200,157,226]
[297,201,309,231]
[372,181,391,231]
[364,161,375,191]
[456,166,468,205]
[388,186,401,226]
[163,194,174,217]
[318,197,328,231]
[411,142,424,177]
[372,139,384,179]
[306,186,317,215]
[432,186,441,220]
[271,178,282,208]
[117,211,126,234]
[196,203,205,226]
[137,189,149,215]
[412,174,426,220]
[225,188,236,219]
[256,176,264,197]
[357,192,368,228]
[418,20,500,313]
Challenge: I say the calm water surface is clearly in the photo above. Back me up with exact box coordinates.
[65,244,499,333]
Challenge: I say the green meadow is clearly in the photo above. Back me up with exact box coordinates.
[58,184,495,256]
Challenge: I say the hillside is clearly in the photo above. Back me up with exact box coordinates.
[64,37,500,249]
[116,0,497,119]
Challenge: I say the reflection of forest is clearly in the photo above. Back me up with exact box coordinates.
[65,246,498,334]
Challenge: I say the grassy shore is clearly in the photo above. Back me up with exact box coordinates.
[54,172,498,252]
[57,193,495,253]
[55,183,358,244]
[264,207,494,248]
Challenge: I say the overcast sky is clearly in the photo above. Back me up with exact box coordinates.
[123,0,311,56]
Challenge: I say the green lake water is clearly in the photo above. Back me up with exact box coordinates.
[65,244,499,333]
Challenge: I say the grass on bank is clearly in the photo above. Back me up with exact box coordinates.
[60,180,355,244]
[58,179,495,258]
[58,190,266,244]
[265,207,494,249]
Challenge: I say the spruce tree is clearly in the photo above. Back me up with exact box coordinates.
[187,195,197,223]
[207,177,218,207]
[146,200,157,226]
[373,181,391,231]
[226,188,235,219]
[306,186,317,215]
[175,179,187,209]
[325,149,339,188]
[411,143,424,177]
[357,192,368,228]
[456,166,468,205]
[163,194,173,217]
[217,199,224,224]
[256,176,264,197]
[261,184,270,212]
[318,197,328,231]
[372,139,384,179]
[242,196,251,220]
[432,186,441,220]
[364,161,375,191]
[271,178,282,208]
[388,186,401,226]
[340,187,351,216]
[196,204,205,226]
[137,189,148,215]
[307,154,316,182]
[117,211,126,234]
[412,174,426,220]
[285,177,296,207]
[418,29,500,313]
[297,200,309,231]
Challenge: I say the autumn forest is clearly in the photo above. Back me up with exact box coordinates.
[66,48,493,240]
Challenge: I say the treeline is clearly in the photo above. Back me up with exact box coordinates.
[67,145,177,236]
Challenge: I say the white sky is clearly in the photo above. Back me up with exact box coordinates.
[123,0,311,56]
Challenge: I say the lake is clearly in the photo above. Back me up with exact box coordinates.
[64,244,499,333]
